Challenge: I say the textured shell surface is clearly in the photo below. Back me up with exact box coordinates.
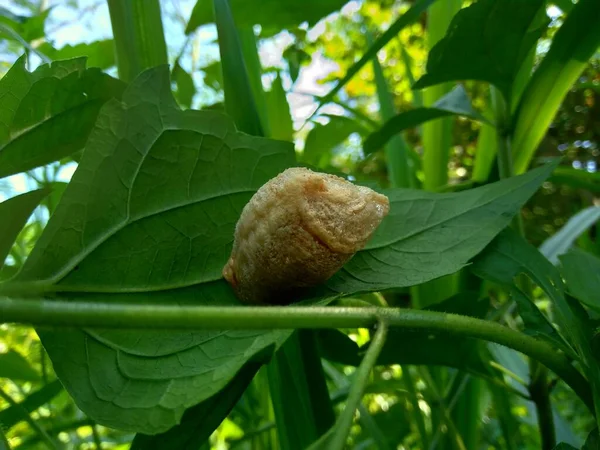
[222,167,390,304]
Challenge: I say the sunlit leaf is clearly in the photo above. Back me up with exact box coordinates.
[0,56,125,179]
[13,66,296,434]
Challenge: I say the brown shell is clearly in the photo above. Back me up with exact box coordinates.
[222,167,390,304]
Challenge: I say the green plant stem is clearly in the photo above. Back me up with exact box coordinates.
[528,362,556,450]
[0,388,60,450]
[0,297,592,413]
[329,321,388,450]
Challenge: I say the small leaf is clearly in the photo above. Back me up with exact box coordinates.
[0,189,49,270]
[326,160,558,294]
[0,56,126,178]
[36,40,116,69]
[172,62,196,109]
[0,350,39,382]
[0,380,63,430]
[540,206,600,265]
[560,249,600,314]
[0,8,49,43]
[187,0,348,34]
[413,0,547,101]
[265,73,294,142]
[364,85,488,154]
[303,116,367,166]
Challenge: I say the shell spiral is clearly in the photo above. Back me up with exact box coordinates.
[222,167,390,304]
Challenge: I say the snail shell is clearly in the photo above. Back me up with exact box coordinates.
[223,167,390,304]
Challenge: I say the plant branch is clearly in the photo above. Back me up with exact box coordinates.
[0,296,593,414]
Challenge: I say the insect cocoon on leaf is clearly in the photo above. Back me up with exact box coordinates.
[222,167,390,304]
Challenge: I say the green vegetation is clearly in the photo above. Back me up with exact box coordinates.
[0,0,599,448]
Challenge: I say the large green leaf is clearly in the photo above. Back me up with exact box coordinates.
[560,249,600,314]
[186,0,347,34]
[512,0,600,174]
[325,160,558,294]
[413,0,547,102]
[0,350,39,382]
[364,85,488,155]
[11,66,296,434]
[0,189,49,271]
[0,57,126,179]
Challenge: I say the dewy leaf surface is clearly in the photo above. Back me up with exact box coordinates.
[17,65,296,434]
[326,160,558,293]
[0,56,126,178]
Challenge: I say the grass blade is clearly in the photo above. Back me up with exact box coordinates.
[213,0,263,135]
[539,206,600,265]
[107,0,168,82]
[512,0,600,174]
[371,38,412,188]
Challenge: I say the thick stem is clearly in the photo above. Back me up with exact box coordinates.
[0,297,592,413]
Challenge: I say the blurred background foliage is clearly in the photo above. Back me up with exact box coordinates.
[0,0,598,448]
